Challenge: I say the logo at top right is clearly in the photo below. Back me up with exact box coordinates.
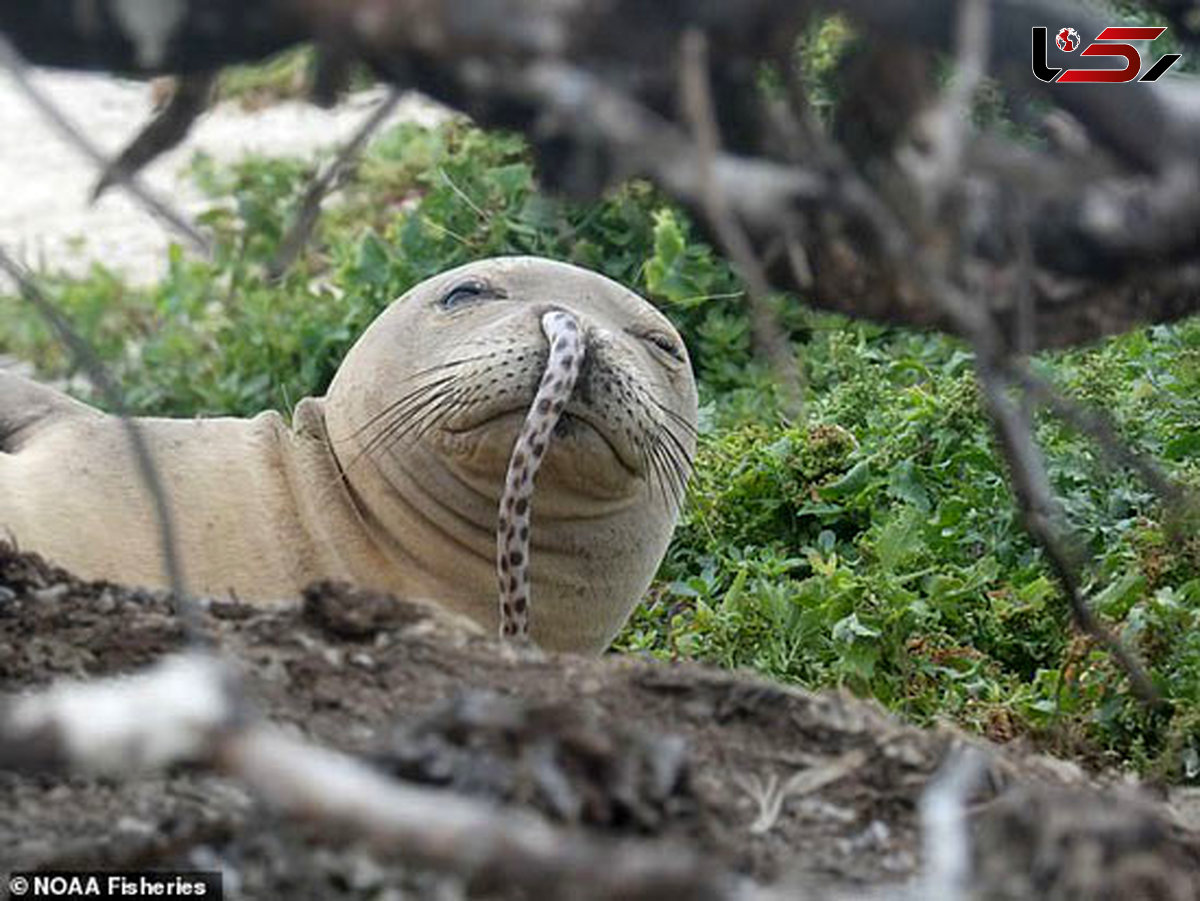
[1033,25,1182,83]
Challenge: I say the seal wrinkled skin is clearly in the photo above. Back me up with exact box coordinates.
[497,311,583,640]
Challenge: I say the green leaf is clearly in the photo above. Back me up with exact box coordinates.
[1093,571,1146,618]
[875,509,923,571]
[819,459,871,500]
[1164,429,1200,461]
[887,460,931,512]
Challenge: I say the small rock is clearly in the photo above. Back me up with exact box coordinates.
[31,584,70,604]
[95,589,118,614]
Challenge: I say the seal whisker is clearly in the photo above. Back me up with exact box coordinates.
[652,446,681,512]
[409,385,483,444]
[649,416,693,510]
[344,352,496,440]
[375,384,468,454]
[626,387,694,512]
[653,419,696,486]
[344,381,462,473]
[409,351,496,376]
[361,385,455,452]
[646,394,700,438]
[665,430,695,495]
[343,374,459,442]
[328,382,463,494]
[646,433,685,513]
[640,428,669,506]
[634,439,666,509]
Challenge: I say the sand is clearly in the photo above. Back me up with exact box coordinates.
[0,69,449,287]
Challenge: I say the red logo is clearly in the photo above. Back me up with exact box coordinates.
[1056,28,1080,52]
[1033,25,1182,83]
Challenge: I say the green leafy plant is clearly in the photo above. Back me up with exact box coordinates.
[5,117,1200,781]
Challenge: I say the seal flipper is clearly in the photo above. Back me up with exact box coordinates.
[0,372,97,453]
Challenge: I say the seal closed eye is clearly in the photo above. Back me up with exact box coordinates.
[438,279,496,309]
[0,256,699,653]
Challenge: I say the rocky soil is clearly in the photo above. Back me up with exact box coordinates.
[0,545,1197,900]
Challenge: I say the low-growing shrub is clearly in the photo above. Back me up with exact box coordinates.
[5,118,1200,780]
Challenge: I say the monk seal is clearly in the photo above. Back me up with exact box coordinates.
[0,257,698,652]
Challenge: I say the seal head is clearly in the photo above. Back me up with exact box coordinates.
[324,256,698,651]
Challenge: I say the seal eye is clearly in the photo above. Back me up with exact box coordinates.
[439,280,490,310]
[643,330,684,362]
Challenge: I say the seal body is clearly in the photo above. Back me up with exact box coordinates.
[0,258,698,652]
[0,386,380,600]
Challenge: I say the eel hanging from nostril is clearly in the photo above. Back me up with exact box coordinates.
[496,310,583,641]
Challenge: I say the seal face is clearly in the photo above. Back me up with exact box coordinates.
[325,257,699,651]
[0,256,699,653]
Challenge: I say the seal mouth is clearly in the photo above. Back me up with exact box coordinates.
[443,405,640,478]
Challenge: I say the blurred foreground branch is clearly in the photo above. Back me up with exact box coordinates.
[0,653,750,901]
[6,0,1200,349]
[0,36,210,255]
[0,649,1048,900]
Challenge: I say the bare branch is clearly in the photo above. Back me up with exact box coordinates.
[5,0,1200,346]
[0,654,236,772]
[0,249,203,641]
[919,748,988,901]
[1005,362,1188,514]
[0,653,743,901]
[869,0,1167,708]
[899,0,989,211]
[975,356,1161,706]
[92,72,216,202]
[270,88,403,278]
[0,36,211,257]
[679,29,804,418]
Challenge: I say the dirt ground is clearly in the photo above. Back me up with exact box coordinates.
[0,544,1197,900]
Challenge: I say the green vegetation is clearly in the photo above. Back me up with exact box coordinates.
[216,46,315,109]
[215,45,374,109]
[4,114,1200,780]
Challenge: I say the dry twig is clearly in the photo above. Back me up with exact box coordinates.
[91,72,216,202]
[974,355,1160,706]
[873,0,1162,706]
[679,29,804,419]
[0,36,211,257]
[919,748,988,901]
[0,653,742,901]
[1005,362,1187,513]
[270,88,403,278]
[0,248,202,641]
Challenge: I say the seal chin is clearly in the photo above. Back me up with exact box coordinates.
[434,409,640,501]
